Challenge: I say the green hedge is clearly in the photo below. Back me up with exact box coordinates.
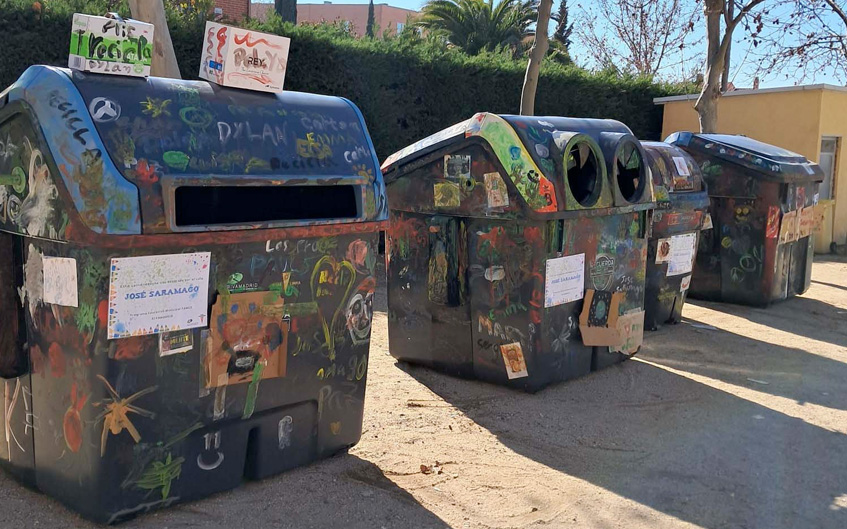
[0,0,690,160]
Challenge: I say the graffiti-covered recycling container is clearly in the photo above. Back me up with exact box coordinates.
[0,66,386,523]
[641,142,710,330]
[382,114,655,392]
[667,132,823,306]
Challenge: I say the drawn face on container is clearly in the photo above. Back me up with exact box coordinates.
[347,278,375,344]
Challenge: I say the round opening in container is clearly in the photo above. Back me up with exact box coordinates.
[565,141,600,206]
[615,141,646,203]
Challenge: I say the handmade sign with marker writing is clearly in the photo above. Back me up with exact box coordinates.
[69,13,153,77]
[199,21,290,93]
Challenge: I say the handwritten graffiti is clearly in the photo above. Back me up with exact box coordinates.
[93,375,157,457]
[278,416,293,450]
[197,431,224,471]
[296,133,333,160]
[135,453,184,500]
[730,245,764,283]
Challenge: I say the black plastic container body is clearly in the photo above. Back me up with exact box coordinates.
[667,133,823,306]
[383,114,655,391]
[0,66,387,523]
[641,142,711,330]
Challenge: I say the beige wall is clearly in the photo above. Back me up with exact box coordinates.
[659,87,847,247]
[251,3,418,37]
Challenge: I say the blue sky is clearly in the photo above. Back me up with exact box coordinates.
[261,0,844,89]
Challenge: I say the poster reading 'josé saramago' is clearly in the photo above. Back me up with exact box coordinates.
[107,252,211,339]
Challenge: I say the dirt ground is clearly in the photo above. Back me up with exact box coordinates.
[1,257,846,529]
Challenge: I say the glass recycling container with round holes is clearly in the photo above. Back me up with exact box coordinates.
[382,114,655,391]
[641,141,710,330]
[667,132,823,306]
[0,65,387,523]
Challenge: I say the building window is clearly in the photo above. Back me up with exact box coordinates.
[819,137,840,200]
[397,22,405,32]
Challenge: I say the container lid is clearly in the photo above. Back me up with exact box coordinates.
[666,132,824,183]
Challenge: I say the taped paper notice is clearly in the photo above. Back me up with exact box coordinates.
[656,238,672,263]
[544,253,585,308]
[667,233,696,276]
[672,157,691,176]
[680,274,692,292]
[108,252,211,339]
[500,342,528,379]
[779,210,798,243]
[702,213,713,230]
[484,172,509,208]
[42,257,78,308]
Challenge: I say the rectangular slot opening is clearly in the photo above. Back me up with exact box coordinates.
[174,185,358,227]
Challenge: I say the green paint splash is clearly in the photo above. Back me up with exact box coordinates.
[242,362,265,420]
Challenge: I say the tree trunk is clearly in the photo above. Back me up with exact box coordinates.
[721,0,734,91]
[695,0,725,133]
[275,0,297,24]
[129,0,181,79]
[520,0,553,116]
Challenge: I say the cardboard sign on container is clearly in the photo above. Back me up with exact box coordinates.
[69,13,154,77]
[579,289,623,346]
[579,289,645,353]
[199,21,290,93]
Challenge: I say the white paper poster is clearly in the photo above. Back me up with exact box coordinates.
[667,233,697,276]
[544,253,585,308]
[108,252,211,339]
[42,257,78,307]
[672,157,691,176]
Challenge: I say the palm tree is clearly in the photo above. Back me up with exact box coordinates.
[416,0,539,55]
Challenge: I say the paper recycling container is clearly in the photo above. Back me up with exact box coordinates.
[0,65,387,523]
[641,142,710,330]
[667,132,823,306]
[382,114,655,391]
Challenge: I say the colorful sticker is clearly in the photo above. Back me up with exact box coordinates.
[766,206,780,239]
[680,274,692,292]
[672,157,691,176]
[433,181,461,208]
[444,154,471,180]
[484,172,509,208]
[159,330,194,356]
[590,254,615,291]
[656,238,672,263]
[500,342,528,379]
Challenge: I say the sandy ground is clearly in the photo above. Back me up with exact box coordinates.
[1,257,846,528]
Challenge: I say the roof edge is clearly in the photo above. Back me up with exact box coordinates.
[654,83,847,104]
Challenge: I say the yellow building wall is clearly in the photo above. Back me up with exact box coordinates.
[658,88,847,247]
[659,90,822,162]
[818,90,847,246]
